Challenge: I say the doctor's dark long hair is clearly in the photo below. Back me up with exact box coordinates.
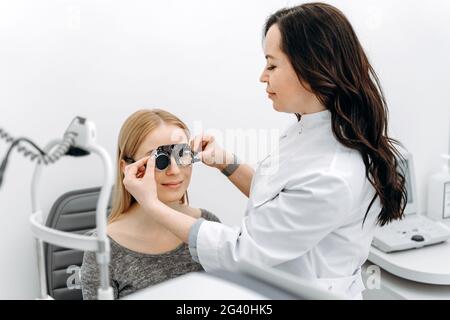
[264,3,407,226]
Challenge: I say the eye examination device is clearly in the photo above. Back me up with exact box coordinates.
[372,152,450,254]
[125,143,200,171]
[29,117,114,300]
[369,152,450,286]
[0,117,115,300]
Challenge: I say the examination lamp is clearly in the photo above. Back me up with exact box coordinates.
[1,117,114,300]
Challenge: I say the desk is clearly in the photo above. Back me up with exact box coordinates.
[124,261,344,300]
[362,240,450,300]
[124,272,270,300]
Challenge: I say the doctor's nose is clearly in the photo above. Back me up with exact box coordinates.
[259,69,269,83]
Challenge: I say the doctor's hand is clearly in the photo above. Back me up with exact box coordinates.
[122,154,161,211]
[191,134,235,171]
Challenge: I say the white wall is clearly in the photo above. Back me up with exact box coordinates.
[0,0,448,299]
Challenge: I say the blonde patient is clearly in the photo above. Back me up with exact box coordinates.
[80,109,220,300]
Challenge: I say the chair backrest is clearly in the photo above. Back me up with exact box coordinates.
[44,187,112,300]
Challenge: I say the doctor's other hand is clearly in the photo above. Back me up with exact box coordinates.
[122,154,161,211]
[190,134,235,171]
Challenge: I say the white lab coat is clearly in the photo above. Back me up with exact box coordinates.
[195,110,381,299]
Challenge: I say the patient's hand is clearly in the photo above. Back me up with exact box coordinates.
[122,154,160,210]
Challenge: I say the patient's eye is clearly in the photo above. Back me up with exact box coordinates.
[267,65,276,71]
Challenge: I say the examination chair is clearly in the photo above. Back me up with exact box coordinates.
[44,187,111,300]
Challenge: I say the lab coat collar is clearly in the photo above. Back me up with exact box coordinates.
[296,109,331,130]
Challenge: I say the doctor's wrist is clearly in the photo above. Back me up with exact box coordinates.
[212,151,233,170]
[216,162,227,171]
[219,153,240,177]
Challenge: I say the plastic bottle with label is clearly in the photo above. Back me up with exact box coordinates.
[427,154,450,223]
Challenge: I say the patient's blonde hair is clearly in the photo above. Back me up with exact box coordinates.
[108,109,190,224]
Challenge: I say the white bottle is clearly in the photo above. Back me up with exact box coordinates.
[427,154,450,224]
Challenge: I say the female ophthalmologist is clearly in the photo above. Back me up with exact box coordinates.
[122,3,406,299]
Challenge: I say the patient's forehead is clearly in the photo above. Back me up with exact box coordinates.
[135,123,188,158]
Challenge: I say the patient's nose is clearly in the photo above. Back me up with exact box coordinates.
[166,157,181,175]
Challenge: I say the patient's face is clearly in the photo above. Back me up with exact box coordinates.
[123,123,193,204]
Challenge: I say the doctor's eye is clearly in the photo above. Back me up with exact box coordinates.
[267,65,276,71]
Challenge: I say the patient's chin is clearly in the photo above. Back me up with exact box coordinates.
[158,189,186,204]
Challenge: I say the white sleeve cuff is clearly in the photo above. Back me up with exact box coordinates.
[196,220,241,272]
[188,218,205,263]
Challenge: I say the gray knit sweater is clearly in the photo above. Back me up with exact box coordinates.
[80,209,220,300]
